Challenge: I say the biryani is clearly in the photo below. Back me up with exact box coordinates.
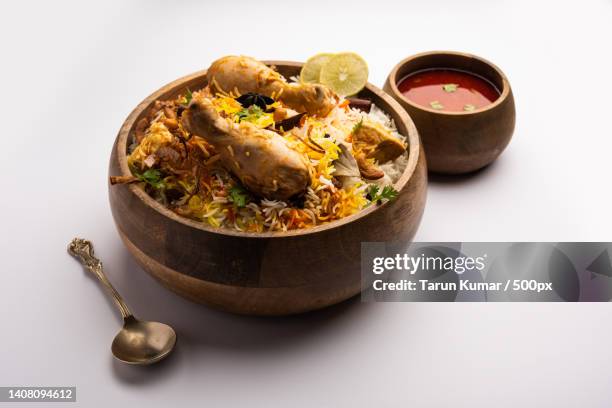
[111,55,409,232]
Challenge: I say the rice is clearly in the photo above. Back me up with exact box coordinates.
[129,92,409,233]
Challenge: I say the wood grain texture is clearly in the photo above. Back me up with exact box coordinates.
[384,51,515,174]
[108,61,427,315]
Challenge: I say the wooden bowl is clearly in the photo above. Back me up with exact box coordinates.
[109,61,427,316]
[384,51,515,174]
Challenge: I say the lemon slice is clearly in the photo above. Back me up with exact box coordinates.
[300,53,334,84]
[319,52,368,96]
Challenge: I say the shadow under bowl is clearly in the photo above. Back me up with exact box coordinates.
[108,61,427,316]
[384,51,516,174]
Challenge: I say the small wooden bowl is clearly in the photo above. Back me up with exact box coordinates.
[384,51,515,174]
[108,61,427,316]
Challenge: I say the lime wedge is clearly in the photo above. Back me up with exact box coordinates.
[300,53,334,84]
[319,52,368,96]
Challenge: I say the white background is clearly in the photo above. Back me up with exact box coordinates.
[2,0,611,406]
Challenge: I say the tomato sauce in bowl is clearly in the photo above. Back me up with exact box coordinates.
[397,69,500,113]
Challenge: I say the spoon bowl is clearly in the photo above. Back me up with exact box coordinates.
[111,316,177,365]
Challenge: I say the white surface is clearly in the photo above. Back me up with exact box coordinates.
[1,0,611,406]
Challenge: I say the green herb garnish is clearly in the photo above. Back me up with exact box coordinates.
[136,169,165,189]
[236,105,264,122]
[367,184,399,205]
[430,101,444,110]
[367,185,379,200]
[352,118,363,134]
[442,83,458,93]
[228,184,250,208]
[463,104,476,112]
[182,88,193,105]
[382,186,399,200]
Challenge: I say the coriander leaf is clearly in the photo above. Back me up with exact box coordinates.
[236,105,264,122]
[430,101,444,110]
[249,105,264,117]
[228,184,250,208]
[136,169,165,189]
[236,108,249,121]
[442,83,458,93]
[367,184,379,200]
[367,184,398,205]
[182,88,193,105]
[380,185,399,201]
[352,118,363,134]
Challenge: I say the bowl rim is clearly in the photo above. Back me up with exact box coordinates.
[386,50,511,116]
[112,60,422,239]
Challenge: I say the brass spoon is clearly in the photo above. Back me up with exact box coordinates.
[68,238,177,365]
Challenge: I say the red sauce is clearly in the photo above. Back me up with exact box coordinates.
[397,69,500,112]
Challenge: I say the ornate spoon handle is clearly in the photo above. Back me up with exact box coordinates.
[68,238,132,319]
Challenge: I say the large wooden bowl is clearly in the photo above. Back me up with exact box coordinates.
[384,51,516,174]
[109,61,427,316]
